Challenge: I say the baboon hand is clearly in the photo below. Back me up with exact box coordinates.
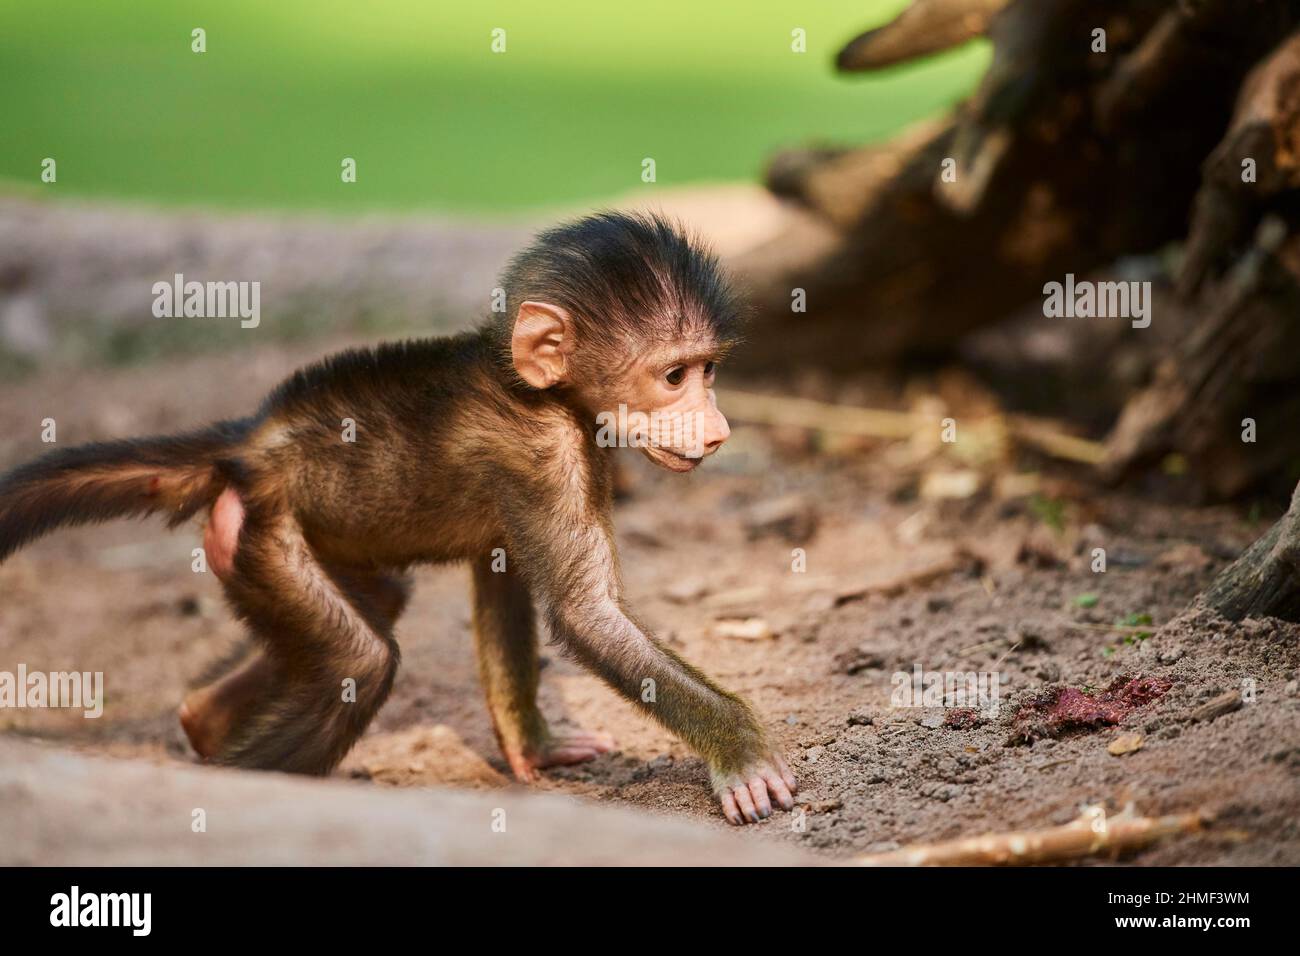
[713,751,797,825]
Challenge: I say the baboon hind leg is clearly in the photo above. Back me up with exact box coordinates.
[181,568,411,763]
[180,645,281,760]
[331,566,413,630]
[214,511,401,774]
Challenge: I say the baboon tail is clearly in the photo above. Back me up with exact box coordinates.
[0,420,250,564]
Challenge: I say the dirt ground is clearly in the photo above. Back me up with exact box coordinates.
[2,335,1298,865]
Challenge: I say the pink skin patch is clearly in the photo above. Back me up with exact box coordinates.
[181,488,246,754]
[1011,675,1173,744]
[203,487,244,581]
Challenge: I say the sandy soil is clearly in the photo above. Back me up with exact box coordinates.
[2,337,1298,864]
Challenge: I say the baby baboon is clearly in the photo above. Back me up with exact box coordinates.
[0,212,796,824]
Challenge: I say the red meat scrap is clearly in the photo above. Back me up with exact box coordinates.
[1010,675,1173,744]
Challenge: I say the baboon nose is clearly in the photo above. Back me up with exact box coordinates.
[704,410,730,451]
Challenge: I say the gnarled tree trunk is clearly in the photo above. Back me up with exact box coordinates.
[731,0,1300,497]
[1203,480,1300,622]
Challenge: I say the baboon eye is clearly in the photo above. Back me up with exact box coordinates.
[703,361,716,378]
[665,366,686,386]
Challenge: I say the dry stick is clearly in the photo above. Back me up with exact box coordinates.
[835,548,977,605]
[991,640,1021,670]
[957,638,1002,655]
[1006,414,1107,466]
[851,806,1209,866]
[720,389,917,439]
[719,390,1106,465]
[1033,758,1076,772]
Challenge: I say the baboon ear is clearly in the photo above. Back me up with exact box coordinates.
[511,301,573,388]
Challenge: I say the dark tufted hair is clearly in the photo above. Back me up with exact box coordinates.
[491,211,746,356]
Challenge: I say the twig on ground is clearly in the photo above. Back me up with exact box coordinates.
[835,548,979,605]
[850,805,1209,866]
[719,390,1105,465]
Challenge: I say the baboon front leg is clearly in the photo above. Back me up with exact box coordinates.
[215,510,400,774]
[503,504,796,824]
[471,561,614,781]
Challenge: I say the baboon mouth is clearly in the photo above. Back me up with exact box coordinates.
[642,445,702,473]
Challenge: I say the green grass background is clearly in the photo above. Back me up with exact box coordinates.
[1,0,988,214]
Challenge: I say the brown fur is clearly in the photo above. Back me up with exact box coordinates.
[0,213,790,819]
